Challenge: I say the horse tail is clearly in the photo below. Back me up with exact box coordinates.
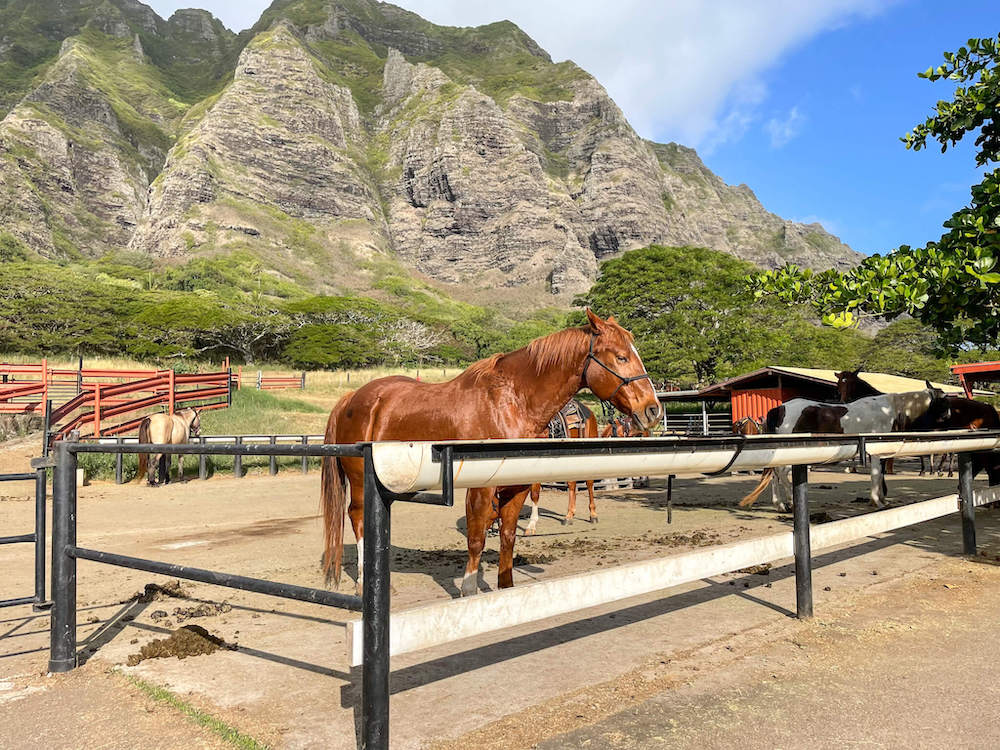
[135,417,151,483]
[738,468,774,507]
[321,394,352,587]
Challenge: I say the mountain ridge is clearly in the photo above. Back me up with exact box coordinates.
[0,0,861,306]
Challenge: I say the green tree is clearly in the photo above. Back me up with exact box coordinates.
[747,35,1000,351]
[576,245,854,386]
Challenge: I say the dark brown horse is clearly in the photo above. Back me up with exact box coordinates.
[321,310,661,596]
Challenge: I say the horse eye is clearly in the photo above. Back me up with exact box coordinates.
[616,355,628,363]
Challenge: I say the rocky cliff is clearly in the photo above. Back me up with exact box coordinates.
[0,0,860,303]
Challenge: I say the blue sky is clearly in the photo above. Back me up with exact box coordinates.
[698,1,996,255]
[147,0,998,257]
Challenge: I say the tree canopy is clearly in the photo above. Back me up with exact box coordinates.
[575,244,885,386]
[746,35,1000,351]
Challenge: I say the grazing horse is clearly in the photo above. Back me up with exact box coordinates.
[321,310,661,596]
[739,388,952,510]
[136,408,201,486]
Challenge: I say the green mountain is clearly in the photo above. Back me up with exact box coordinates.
[0,0,860,311]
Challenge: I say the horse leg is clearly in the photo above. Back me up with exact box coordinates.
[462,487,496,597]
[177,453,184,482]
[148,452,161,486]
[525,483,540,535]
[564,481,577,525]
[160,453,170,485]
[870,459,886,508]
[919,455,928,476]
[497,486,531,589]
[347,482,365,594]
[587,480,597,523]
[772,467,789,512]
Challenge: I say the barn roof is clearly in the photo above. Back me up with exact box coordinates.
[658,365,990,402]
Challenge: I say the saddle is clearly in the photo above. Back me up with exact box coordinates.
[547,399,587,439]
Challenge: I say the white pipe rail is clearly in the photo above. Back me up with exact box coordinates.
[371,431,1000,495]
[345,486,996,667]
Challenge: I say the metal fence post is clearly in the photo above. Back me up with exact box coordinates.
[199,436,208,480]
[269,437,278,476]
[33,467,48,609]
[34,397,53,610]
[792,464,813,619]
[49,441,78,672]
[115,436,124,484]
[234,436,243,479]
[959,452,976,555]
[362,445,391,750]
[301,436,309,474]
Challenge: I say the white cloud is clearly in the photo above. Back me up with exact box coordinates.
[765,105,806,148]
[146,0,895,149]
[400,0,894,148]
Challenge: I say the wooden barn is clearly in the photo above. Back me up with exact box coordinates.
[657,366,977,433]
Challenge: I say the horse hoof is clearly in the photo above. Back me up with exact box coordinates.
[524,527,536,536]
[590,516,599,524]
[563,517,574,526]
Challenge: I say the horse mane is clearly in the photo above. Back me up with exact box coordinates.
[463,320,633,381]
[464,353,504,383]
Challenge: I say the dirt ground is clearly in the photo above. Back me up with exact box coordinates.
[2,445,999,749]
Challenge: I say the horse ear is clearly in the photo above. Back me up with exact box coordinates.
[607,314,619,325]
[853,367,862,375]
[585,308,606,334]
[925,380,933,389]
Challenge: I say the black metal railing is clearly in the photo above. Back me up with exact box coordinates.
[42,431,996,749]
[1,399,51,610]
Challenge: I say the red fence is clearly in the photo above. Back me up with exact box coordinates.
[257,371,306,390]
[0,361,230,439]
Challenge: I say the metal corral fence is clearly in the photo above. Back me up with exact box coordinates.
[1,363,232,440]
[40,430,1000,749]
[663,411,731,435]
[86,434,326,482]
[227,368,306,391]
[1,402,52,610]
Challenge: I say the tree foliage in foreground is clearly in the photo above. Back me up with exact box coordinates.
[747,35,1000,351]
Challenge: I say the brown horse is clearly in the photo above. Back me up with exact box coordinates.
[321,310,661,596]
[524,399,599,533]
[523,401,655,533]
[136,408,201,486]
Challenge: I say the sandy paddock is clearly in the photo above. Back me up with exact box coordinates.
[2,448,999,748]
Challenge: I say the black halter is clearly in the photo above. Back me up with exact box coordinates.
[582,333,653,402]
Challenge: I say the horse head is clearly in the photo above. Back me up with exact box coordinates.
[911,387,953,431]
[834,367,863,402]
[582,309,661,431]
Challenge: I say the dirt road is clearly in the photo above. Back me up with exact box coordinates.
[2,459,998,748]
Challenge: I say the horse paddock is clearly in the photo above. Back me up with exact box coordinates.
[2,462,1000,748]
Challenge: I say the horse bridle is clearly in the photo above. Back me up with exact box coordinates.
[582,333,653,402]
